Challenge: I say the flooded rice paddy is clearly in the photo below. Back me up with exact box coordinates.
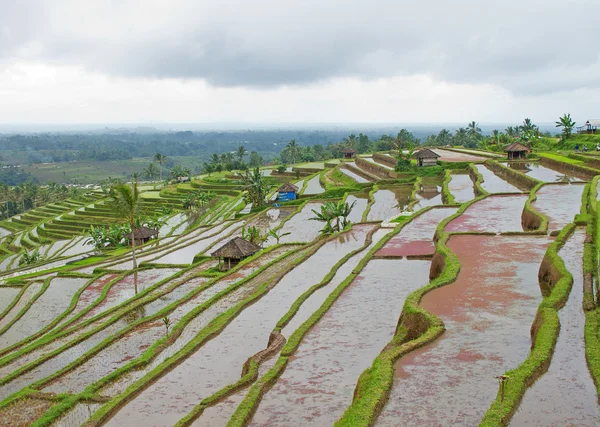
[340,167,370,184]
[344,195,369,223]
[445,194,527,233]
[104,226,375,427]
[251,259,431,426]
[506,161,585,183]
[511,228,600,425]
[276,203,324,243]
[475,164,522,193]
[367,188,412,221]
[532,183,585,232]
[376,235,549,426]
[431,148,489,162]
[412,177,443,210]
[303,175,325,195]
[448,173,475,203]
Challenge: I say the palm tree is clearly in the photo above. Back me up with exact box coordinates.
[555,113,576,141]
[143,163,159,180]
[491,130,500,144]
[154,153,167,181]
[286,139,301,164]
[310,200,355,234]
[466,121,482,140]
[236,145,247,164]
[239,167,271,207]
[436,129,453,146]
[111,182,142,270]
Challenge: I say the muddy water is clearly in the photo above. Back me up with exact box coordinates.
[0,282,44,332]
[511,229,600,425]
[52,274,119,330]
[98,247,304,397]
[190,355,279,427]
[445,194,527,233]
[431,149,488,162]
[507,162,584,183]
[412,178,444,210]
[340,167,369,184]
[0,397,53,427]
[303,176,325,195]
[345,195,369,224]
[376,235,549,426]
[72,269,181,325]
[449,174,475,203]
[277,203,324,243]
[151,222,242,264]
[51,402,102,427]
[281,228,391,339]
[376,207,458,257]
[42,252,289,395]
[475,164,521,193]
[104,226,374,427]
[0,278,88,351]
[0,287,20,315]
[251,259,431,426]
[367,188,412,221]
[532,184,585,233]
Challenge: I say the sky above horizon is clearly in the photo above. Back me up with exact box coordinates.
[1,0,599,126]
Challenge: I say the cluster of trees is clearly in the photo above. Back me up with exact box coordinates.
[0,181,84,219]
[202,146,264,174]
[0,166,37,186]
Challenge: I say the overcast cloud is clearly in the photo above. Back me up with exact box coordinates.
[1,0,599,124]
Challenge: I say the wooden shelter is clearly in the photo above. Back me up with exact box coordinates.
[211,237,261,271]
[341,147,357,159]
[277,182,299,202]
[504,142,530,160]
[125,226,159,246]
[413,149,440,167]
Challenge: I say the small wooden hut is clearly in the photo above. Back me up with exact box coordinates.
[504,142,530,160]
[341,147,357,159]
[413,149,440,167]
[125,226,159,246]
[277,182,299,202]
[211,237,261,271]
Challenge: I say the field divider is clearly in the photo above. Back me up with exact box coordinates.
[468,163,489,196]
[0,278,52,339]
[0,284,29,323]
[361,184,378,222]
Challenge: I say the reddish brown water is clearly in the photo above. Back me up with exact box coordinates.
[367,188,412,221]
[104,226,374,427]
[475,164,522,193]
[250,259,431,426]
[376,235,549,426]
[376,207,458,257]
[532,183,585,233]
[445,194,527,233]
[511,229,600,425]
[431,149,488,162]
[0,278,88,351]
[448,173,475,203]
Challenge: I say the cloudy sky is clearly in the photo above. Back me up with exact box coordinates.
[1,0,599,126]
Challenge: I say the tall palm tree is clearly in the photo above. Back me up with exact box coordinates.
[154,153,167,181]
[111,182,142,270]
[286,139,300,164]
[466,121,482,140]
[143,163,159,180]
[239,167,271,207]
[236,145,247,164]
[491,129,500,144]
[555,113,576,141]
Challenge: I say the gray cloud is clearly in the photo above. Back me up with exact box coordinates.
[1,0,600,94]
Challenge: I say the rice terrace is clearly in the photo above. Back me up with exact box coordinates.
[2,141,600,427]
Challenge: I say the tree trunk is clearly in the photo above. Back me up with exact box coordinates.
[131,221,138,270]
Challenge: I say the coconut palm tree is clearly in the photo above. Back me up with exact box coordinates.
[285,139,301,164]
[111,182,142,270]
[310,200,355,234]
[154,153,167,181]
[239,167,271,208]
[237,145,247,164]
[466,121,482,140]
[491,130,500,144]
[555,113,576,141]
[143,163,159,180]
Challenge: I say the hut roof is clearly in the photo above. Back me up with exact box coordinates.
[504,142,530,152]
[413,148,440,159]
[211,237,261,259]
[125,225,158,240]
[341,147,357,153]
[277,182,299,193]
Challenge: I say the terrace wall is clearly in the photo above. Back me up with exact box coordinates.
[355,157,398,179]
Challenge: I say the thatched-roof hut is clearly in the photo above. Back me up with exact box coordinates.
[504,142,530,160]
[277,182,299,202]
[211,237,261,270]
[125,226,159,246]
[341,147,357,159]
[413,149,440,167]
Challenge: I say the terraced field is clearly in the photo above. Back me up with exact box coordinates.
[1,153,600,427]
